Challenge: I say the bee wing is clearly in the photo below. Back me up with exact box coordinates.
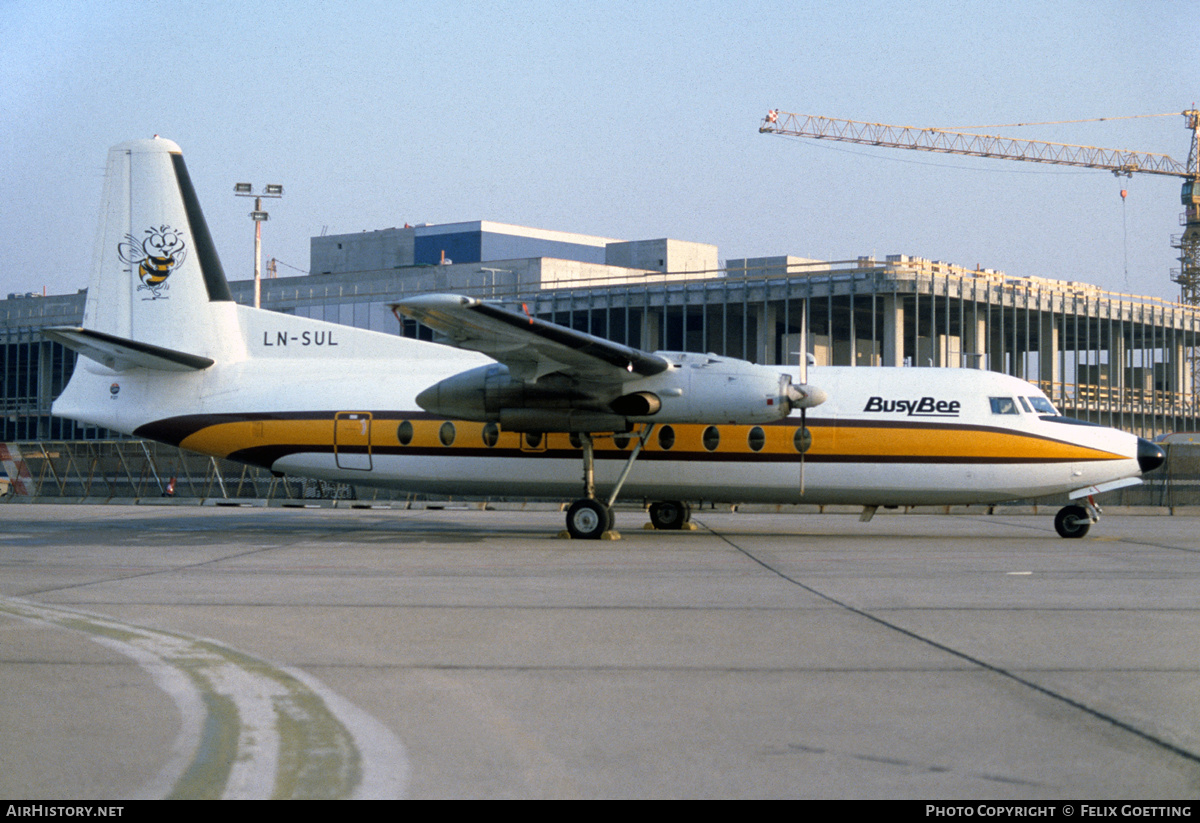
[117,234,145,264]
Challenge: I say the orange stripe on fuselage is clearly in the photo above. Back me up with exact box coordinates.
[179,418,333,458]
[172,415,1127,464]
[826,422,1121,462]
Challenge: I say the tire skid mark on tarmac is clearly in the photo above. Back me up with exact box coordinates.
[0,597,409,799]
[695,518,1200,768]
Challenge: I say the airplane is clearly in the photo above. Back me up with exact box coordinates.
[46,137,1165,540]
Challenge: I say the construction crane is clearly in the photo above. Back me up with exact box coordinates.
[759,108,1200,304]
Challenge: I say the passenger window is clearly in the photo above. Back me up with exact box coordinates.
[748,426,766,452]
[793,426,812,454]
[989,397,1019,415]
[397,420,413,446]
[524,432,543,449]
[658,425,676,450]
[702,426,720,451]
[439,421,456,446]
[482,422,500,447]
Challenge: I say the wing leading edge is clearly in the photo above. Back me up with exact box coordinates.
[391,294,669,383]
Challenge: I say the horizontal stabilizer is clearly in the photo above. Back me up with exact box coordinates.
[43,327,214,372]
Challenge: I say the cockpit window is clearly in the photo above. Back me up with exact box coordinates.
[1027,396,1058,415]
[989,397,1019,415]
[1017,396,1032,413]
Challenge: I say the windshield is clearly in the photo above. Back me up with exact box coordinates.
[1027,396,1057,415]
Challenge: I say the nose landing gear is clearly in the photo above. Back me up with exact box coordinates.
[1055,496,1100,539]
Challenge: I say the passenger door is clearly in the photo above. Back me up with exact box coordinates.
[334,412,373,471]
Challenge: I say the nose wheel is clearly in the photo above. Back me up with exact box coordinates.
[1054,502,1096,539]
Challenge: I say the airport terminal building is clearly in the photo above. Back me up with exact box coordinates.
[5,218,1200,445]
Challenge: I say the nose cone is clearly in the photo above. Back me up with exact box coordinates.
[1138,438,1166,474]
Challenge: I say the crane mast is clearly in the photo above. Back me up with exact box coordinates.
[759,108,1200,305]
[1175,109,1200,304]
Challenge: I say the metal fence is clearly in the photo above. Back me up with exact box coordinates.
[0,440,381,503]
[1,439,1196,509]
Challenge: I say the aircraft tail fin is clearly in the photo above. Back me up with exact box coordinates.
[79,137,242,366]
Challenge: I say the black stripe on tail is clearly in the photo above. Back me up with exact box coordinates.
[170,152,233,303]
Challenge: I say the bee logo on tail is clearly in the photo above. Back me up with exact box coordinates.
[118,225,187,299]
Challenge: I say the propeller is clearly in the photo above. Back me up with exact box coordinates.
[784,303,826,495]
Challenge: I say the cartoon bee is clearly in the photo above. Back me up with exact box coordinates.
[118,225,187,299]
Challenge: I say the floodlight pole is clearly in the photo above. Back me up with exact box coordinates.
[252,197,264,308]
[235,183,283,308]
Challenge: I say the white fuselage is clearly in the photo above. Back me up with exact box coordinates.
[54,311,1144,508]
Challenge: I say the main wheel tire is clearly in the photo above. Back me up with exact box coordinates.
[566,498,612,540]
[648,500,690,530]
[1054,505,1091,539]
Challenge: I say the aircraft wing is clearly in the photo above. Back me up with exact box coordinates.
[391,294,670,383]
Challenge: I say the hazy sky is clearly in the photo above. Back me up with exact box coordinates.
[2,0,1197,301]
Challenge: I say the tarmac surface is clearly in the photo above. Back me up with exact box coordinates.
[1,502,1198,799]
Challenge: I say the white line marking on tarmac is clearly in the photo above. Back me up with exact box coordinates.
[0,597,409,799]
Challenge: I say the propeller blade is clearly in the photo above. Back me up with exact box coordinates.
[799,303,807,496]
[799,301,808,387]
[799,407,806,496]
[785,300,827,414]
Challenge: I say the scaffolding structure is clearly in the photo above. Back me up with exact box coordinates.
[0,440,363,502]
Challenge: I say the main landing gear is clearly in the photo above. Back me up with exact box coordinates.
[565,426,656,540]
[1054,497,1100,539]
[565,498,614,540]
[648,500,692,530]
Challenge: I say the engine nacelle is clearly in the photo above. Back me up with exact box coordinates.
[414,353,825,432]
[416,363,599,423]
[629,352,807,424]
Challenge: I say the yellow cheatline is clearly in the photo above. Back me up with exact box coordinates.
[176,416,1124,463]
